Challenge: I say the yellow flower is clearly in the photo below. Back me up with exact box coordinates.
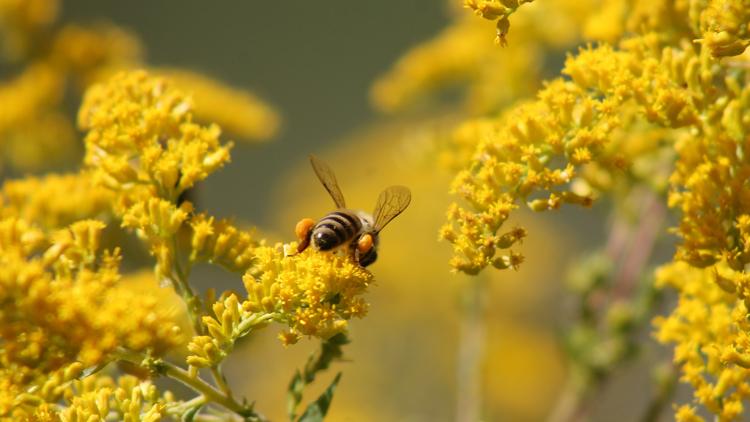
[699,0,750,57]
[48,374,175,422]
[158,69,280,141]
[185,243,372,371]
[0,217,182,417]
[372,0,596,114]
[243,244,372,345]
[654,261,750,420]
[0,62,63,137]
[0,173,113,230]
[188,213,260,273]
[675,405,705,422]
[79,70,233,201]
[0,0,58,59]
[186,293,273,369]
[463,0,535,45]
[49,23,142,85]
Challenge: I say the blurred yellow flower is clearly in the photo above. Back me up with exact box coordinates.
[0,0,279,176]
[0,217,182,418]
[372,0,596,115]
[159,69,280,141]
[0,173,113,230]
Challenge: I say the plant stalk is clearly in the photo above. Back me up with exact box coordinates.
[455,277,488,422]
[548,189,667,422]
[115,348,263,421]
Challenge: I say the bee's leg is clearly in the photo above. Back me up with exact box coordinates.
[297,234,312,254]
[351,240,361,264]
[355,233,376,267]
[295,218,315,254]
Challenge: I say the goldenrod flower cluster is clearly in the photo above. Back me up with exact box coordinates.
[654,262,750,420]
[79,70,232,200]
[51,375,176,422]
[0,173,113,230]
[464,0,534,45]
[371,0,596,114]
[410,0,750,418]
[184,243,373,371]
[0,0,278,175]
[441,20,727,275]
[244,245,372,345]
[0,218,182,419]
[78,70,232,280]
[0,66,376,419]
[700,0,750,57]
[19,373,178,422]
[188,213,260,273]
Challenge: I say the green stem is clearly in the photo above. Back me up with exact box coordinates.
[168,395,208,417]
[211,366,233,398]
[455,277,487,422]
[546,374,590,422]
[172,239,204,336]
[115,348,263,421]
[640,364,677,422]
[549,190,666,422]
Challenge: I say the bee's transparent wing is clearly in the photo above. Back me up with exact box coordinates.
[309,154,346,208]
[373,185,411,233]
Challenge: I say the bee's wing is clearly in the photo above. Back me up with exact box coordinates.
[309,154,346,208]
[373,185,411,233]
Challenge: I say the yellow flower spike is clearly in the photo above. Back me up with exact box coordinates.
[121,197,188,240]
[654,261,750,419]
[0,217,182,411]
[371,0,600,115]
[96,389,110,417]
[0,0,58,58]
[243,244,372,343]
[68,220,105,257]
[186,293,273,371]
[156,68,280,141]
[278,330,301,346]
[699,0,750,57]
[442,37,714,274]
[675,405,705,422]
[188,214,259,273]
[79,70,234,205]
[49,23,142,82]
[53,375,173,422]
[0,173,114,231]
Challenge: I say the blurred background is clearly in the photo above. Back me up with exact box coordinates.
[3,1,682,421]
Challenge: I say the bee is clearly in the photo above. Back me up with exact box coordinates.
[294,154,411,267]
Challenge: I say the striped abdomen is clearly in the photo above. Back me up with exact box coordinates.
[312,209,362,251]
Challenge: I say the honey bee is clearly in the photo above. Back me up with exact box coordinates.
[295,154,411,267]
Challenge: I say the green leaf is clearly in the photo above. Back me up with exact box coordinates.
[287,334,349,421]
[81,361,108,378]
[287,369,305,421]
[297,372,342,422]
[181,403,203,422]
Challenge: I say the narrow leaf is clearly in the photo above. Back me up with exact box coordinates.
[297,372,342,422]
[287,369,305,421]
[181,403,203,422]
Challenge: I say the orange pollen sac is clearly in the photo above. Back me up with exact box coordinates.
[357,233,373,254]
[295,218,315,240]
